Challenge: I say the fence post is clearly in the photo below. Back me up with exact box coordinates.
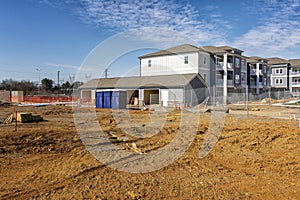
[246,86,249,118]
[14,108,17,132]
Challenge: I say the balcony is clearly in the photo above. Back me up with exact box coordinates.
[292,82,300,87]
[250,69,263,76]
[241,66,247,72]
[291,71,300,77]
[216,79,234,86]
[250,69,256,75]
[250,82,263,88]
[216,62,233,70]
[227,80,234,86]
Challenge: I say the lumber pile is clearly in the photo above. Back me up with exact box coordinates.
[0,114,14,124]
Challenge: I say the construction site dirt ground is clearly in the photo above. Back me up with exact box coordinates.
[0,104,299,199]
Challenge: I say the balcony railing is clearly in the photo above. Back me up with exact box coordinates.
[227,80,233,85]
[250,69,256,75]
[216,79,223,86]
[216,79,234,86]
[291,71,300,76]
[250,82,263,87]
[292,82,300,86]
[217,62,233,70]
[250,69,263,76]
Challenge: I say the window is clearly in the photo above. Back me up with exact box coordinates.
[241,60,246,68]
[148,60,151,67]
[275,68,283,74]
[275,78,283,84]
[204,57,207,65]
[235,57,240,68]
[184,56,188,64]
[203,74,206,80]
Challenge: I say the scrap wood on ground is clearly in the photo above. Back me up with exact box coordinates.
[0,112,44,124]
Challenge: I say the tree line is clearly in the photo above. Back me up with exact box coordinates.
[0,78,83,95]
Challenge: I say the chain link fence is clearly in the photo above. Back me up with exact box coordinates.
[226,89,293,104]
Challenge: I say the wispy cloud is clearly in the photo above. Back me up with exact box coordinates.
[45,0,231,45]
[234,0,300,58]
[46,63,79,70]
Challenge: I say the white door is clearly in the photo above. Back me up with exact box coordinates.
[161,90,168,107]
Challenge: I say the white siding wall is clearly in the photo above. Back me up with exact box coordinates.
[141,52,198,76]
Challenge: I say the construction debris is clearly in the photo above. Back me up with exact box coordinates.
[141,106,154,111]
[126,142,143,154]
[0,112,44,124]
[0,113,14,124]
[16,113,44,123]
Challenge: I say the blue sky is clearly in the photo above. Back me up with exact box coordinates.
[1,0,300,83]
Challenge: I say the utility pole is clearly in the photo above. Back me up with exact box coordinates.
[36,68,41,95]
[104,68,108,78]
[57,71,60,95]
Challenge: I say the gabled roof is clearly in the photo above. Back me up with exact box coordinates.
[288,59,300,67]
[267,57,288,65]
[79,73,206,89]
[202,46,226,54]
[218,46,244,53]
[139,44,206,59]
[247,56,268,64]
[202,45,246,58]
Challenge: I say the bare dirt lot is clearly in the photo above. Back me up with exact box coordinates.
[0,105,299,199]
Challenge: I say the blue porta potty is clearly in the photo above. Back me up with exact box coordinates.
[103,91,111,108]
[95,92,103,108]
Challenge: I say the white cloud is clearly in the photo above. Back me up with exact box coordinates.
[234,0,300,58]
[50,0,231,45]
[46,63,79,70]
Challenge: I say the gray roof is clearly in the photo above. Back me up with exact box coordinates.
[218,46,244,53]
[247,56,268,64]
[139,44,207,58]
[288,59,300,67]
[267,57,288,65]
[79,73,206,89]
[202,45,246,58]
[202,46,226,54]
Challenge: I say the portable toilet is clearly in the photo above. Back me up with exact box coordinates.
[111,91,127,109]
[95,92,103,108]
[103,91,111,108]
